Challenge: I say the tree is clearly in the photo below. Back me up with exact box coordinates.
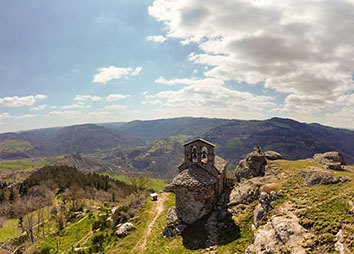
[9,188,17,202]
[129,175,152,195]
[0,189,7,203]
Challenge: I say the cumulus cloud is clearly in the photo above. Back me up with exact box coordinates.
[30,104,56,111]
[105,94,130,101]
[46,111,82,119]
[146,35,167,43]
[155,76,197,85]
[149,0,354,124]
[144,77,276,115]
[74,95,101,101]
[0,94,47,107]
[93,66,142,84]
[60,104,91,110]
[104,104,127,110]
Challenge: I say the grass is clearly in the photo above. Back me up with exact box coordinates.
[103,173,167,192]
[0,156,65,172]
[268,159,354,252]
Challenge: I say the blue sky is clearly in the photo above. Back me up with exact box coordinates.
[1,0,353,132]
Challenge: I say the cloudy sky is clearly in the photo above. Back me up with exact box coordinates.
[1,0,353,133]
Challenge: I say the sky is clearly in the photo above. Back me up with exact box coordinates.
[0,0,353,133]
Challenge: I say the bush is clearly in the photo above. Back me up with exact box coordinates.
[91,233,105,252]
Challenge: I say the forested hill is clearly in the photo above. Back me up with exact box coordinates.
[1,118,353,175]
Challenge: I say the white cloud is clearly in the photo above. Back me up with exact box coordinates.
[88,111,111,117]
[146,35,167,43]
[149,0,354,125]
[0,113,11,119]
[145,77,276,117]
[30,104,56,111]
[155,76,197,85]
[93,66,142,84]
[46,111,82,119]
[105,94,130,101]
[324,107,354,129]
[0,94,47,107]
[60,104,91,110]
[16,114,36,119]
[74,95,101,102]
[104,104,127,110]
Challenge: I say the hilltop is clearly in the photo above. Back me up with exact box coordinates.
[1,117,353,178]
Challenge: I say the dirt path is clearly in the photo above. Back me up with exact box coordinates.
[133,192,168,254]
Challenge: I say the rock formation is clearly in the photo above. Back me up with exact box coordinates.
[235,152,267,182]
[313,151,346,170]
[115,222,136,237]
[246,214,306,253]
[301,167,350,186]
[264,151,283,160]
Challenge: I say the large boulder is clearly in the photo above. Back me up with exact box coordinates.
[301,167,340,186]
[264,151,283,160]
[246,214,306,254]
[235,152,267,182]
[313,152,346,170]
[228,180,260,207]
[115,222,136,237]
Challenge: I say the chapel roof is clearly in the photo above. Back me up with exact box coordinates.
[169,164,217,187]
[183,138,215,147]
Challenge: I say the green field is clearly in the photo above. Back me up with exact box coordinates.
[102,173,166,192]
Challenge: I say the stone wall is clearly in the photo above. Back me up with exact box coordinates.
[174,184,217,224]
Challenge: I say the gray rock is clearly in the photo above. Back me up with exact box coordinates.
[115,222,136,237]
[301,167,340,186]
[176,224,186,234]
[166,206,179,226]
[313,152,346,170]
[235,152,267,182]
[246,214,306,254]
[264,151,283,160]
[228,180,260,207]
[253,204,265,228]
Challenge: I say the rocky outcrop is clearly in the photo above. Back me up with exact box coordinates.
[246,214,306,254]
[115,222,136,237]
[264,151,283,160]
[301,167,350,186]
[235,152,266,182]
[313,151,346,170]
[228,180,260,207]
[166,206,179,226]
[254,191,278,227]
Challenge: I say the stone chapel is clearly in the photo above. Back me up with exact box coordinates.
[164,138,227,224]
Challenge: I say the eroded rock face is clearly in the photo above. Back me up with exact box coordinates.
[173,185,217,224]
[115,222,136,237]
[313,151,346,170]
[246,214,306,254]
[264,151,283,160]
[235,152,267,182]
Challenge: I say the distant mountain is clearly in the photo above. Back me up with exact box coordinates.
[46,124,144,155]
[119,117,237,142]
[0,124,145,159]
[1,117,353,178]
[202,117,354,165]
